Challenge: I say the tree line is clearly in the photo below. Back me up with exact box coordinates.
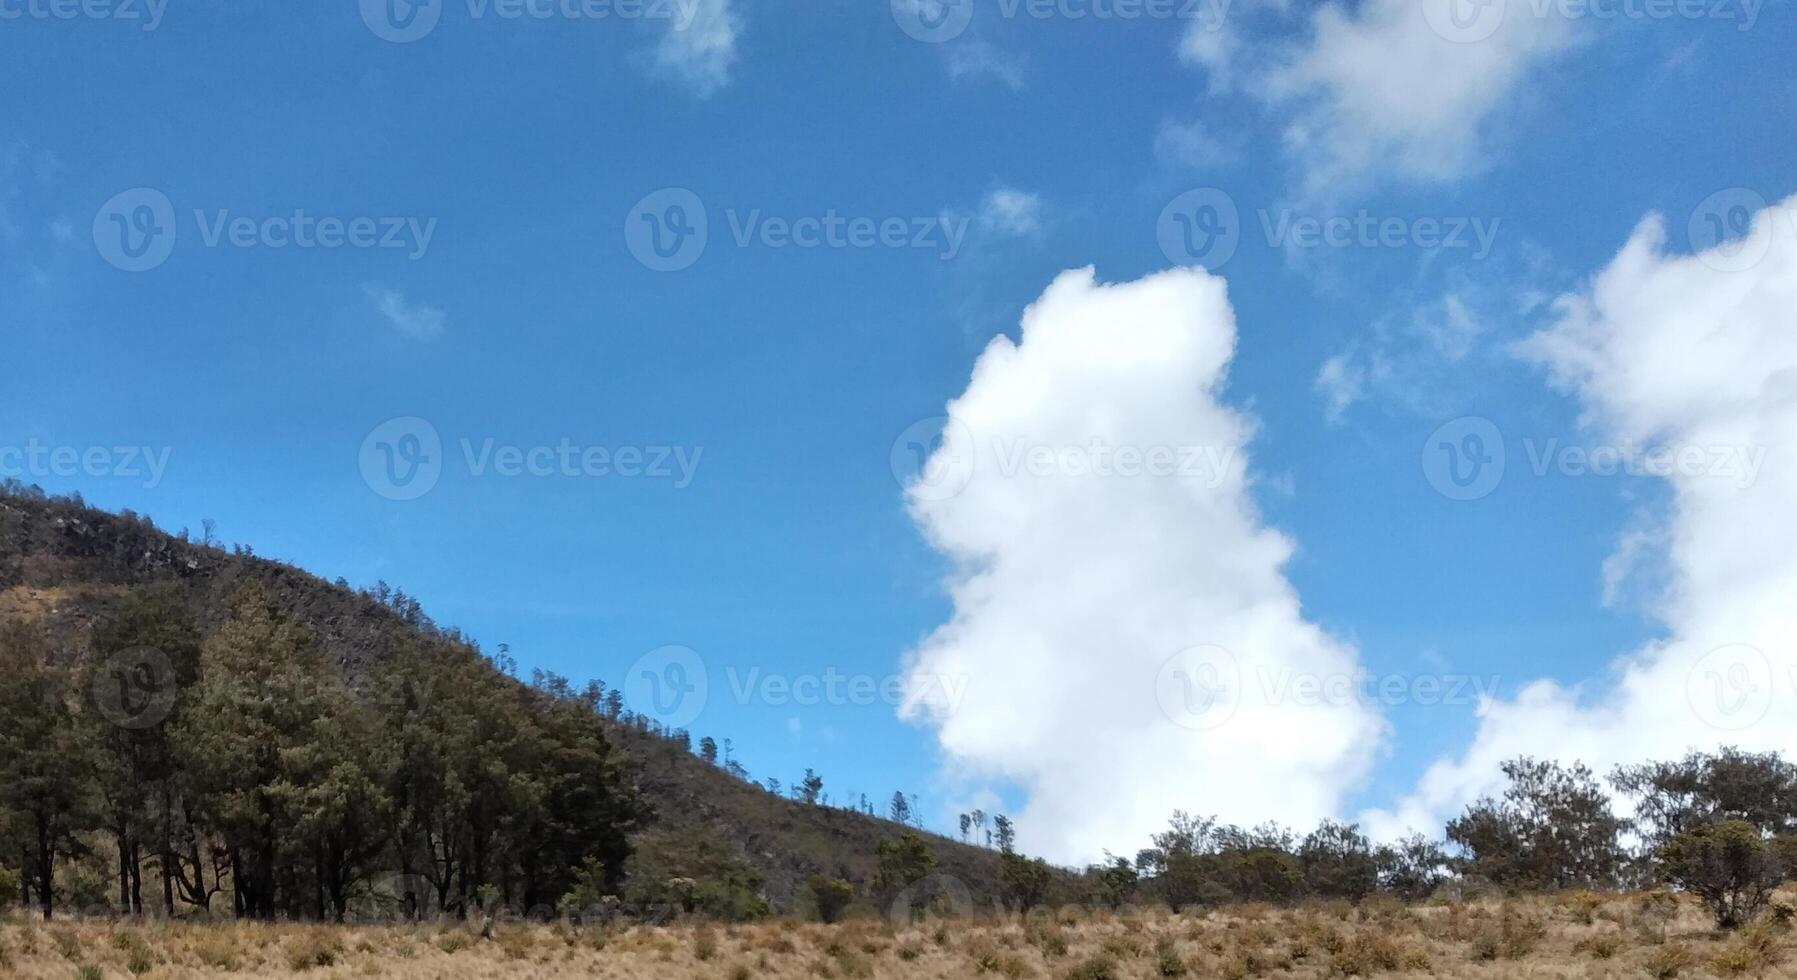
[1072,751,1797,931]
[0,582,646,922]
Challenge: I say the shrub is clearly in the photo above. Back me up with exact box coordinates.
[1153,938,1187,977]
[286,932,341,971]
[1656,819,1783,929]
[1574,932,1622,959]
[1063,954,1120,980]
[1644,943,1696,979]
[807,877,855,925]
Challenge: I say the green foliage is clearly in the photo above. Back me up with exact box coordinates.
[874,832,939,918]
[1298,821,1377,901]
[1614,748,1797,846]
[807,875,855,923]
[0,618,100,919]
[626,832,771,921]
[998,851,1052,912]
[1446,757,1627,890]
[1090,855,1137,908]
[1656,819,1783,929]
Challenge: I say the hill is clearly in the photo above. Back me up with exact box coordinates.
[0,484,1010,915]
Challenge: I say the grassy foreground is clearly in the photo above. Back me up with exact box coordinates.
[1,891,1790,980]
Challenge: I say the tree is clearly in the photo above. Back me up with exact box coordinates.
[889,792,911,826]
[998,851,1052,912]
[1092,854,1138,908]
[1299,820,1378,902]
[1143,812,1222,911]
[1614,748,1797,846]
[698,737,718,764]
[994,815,1016,854]
[798,769,824,806]
[1376,833,1448,901]
[1656,819,1783,929]
[807,875,854,923]
[175,586,338,919]
[1447,757,1627,890]
[85,583,202,918]
[0,620,100,919]
[959,813,971,843]
[873,832,937,913]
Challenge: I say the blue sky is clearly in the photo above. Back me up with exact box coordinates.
[3,0,1794,861]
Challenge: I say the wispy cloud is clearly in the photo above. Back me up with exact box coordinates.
[648,0,740,98]
[364,283,446,340]
[977,188,1046,239]
[946,38,1027,90]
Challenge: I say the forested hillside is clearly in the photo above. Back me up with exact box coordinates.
[0,483,1008,921]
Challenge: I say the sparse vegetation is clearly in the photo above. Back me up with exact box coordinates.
[2,891,1780,980]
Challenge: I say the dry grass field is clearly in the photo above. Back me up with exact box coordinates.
[2,891,1794,980]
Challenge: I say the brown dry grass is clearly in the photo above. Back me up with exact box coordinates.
[0,891,1785,980]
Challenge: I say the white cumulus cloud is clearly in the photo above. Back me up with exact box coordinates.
[900,267,1386,864]
[1369,196,1797,839]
